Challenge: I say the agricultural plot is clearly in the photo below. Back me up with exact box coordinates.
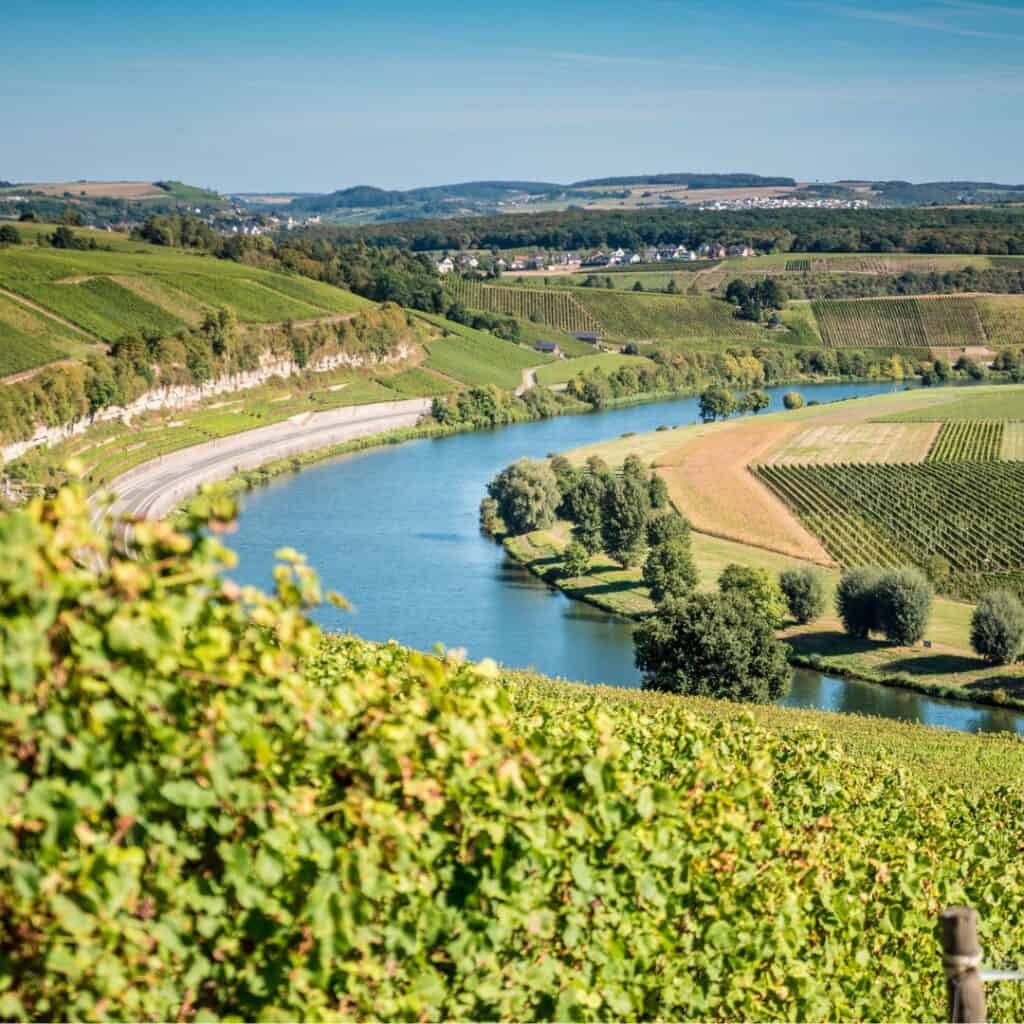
[755,460,1024,599]
[571,290,762,342]
[535,352,654,386]
[976,295,1024,346]
[882,387,1024,422]
[375,367,452,397]
[447,279,601,334]
[926,420,1004,462]
[1002,422,1024,460]
[785,259,810,272]
[420,317,548,389]
[812,296,988,348]
[0,243,368,342]
[0,292,90,374]
[761,422,939,465]
[779,302,823,346]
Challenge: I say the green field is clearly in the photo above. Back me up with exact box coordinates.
[0,292,93,375]
[926,419,1004,461]
[779,301,823,345]
[882,387,1024,422]
[534,351,654,385]
[447,278,601,333]
[0,235,371,342]
[418,314,549,388]
[375,366,452,397]
[811,295,1001,348]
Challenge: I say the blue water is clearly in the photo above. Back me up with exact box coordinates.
[226,380,1024,736]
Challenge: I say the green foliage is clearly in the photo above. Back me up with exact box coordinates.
[4,485,1024,1020]
[836,567,886,638]
[487,458,561,535]
[783,390,805,410]
[970,590,1024,665]
[642,539,698,603]
[876,568,933,645]
[564,466,608,554]
[0,224,21,246]
[647,510,691,548]
[699,384,736,422]
[739,388,771,414]
[635,592,791,702]
[718,563,788,629]
[600,471,650,567]
[779,566,828,624]
[560,540,591,578]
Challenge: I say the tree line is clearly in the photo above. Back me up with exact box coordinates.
[293,204,1024,255]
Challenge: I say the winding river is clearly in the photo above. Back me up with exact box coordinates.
[226,381,1024,736]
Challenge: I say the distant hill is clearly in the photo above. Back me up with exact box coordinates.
[570,172,797,188]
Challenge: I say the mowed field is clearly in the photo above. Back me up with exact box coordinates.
[4,181,166,199]
[534,351,653,386]
[0,228,372,369]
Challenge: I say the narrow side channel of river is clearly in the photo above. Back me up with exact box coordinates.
[227,381,1024,736]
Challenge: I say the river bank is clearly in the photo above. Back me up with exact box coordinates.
[500,521,1024,715]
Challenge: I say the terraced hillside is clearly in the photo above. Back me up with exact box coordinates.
[0,228,371,352]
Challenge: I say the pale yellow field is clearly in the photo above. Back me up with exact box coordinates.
[18,181,165,199]
[759,421,940,465]
[1002,421,1024,460]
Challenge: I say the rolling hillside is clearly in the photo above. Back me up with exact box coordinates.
[0,225,372,373]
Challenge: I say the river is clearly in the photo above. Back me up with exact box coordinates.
[226,380,1024,736]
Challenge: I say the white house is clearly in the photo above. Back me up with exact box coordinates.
[437,256,455,274]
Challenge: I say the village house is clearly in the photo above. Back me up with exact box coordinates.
[436,256,455,274]
[534,340,560,356]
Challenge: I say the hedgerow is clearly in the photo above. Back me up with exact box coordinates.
[2,485,1024,1020]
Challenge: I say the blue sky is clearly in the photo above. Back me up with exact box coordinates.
[4,0,1023,191]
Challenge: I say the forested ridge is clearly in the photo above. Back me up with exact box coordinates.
[299,204,1024,254]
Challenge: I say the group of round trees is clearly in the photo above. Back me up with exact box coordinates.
[836,567,934,646]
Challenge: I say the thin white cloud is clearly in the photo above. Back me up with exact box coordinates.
[825,3,1024,39]
[936,0,1024,15]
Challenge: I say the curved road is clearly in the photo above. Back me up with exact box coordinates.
[106,398,432,520]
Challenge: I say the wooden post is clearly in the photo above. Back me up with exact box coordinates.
[940,906,986,1023]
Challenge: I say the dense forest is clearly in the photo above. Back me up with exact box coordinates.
[298,205,1024,254]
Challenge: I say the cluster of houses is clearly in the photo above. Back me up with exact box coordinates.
[435,242,755,275]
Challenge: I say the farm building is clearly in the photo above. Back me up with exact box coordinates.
[534,340,560,356]
[571,331,601,344]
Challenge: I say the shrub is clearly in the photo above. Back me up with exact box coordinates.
[836,567,885,638]
[0,224,21,245]
[718,563,788,629]
[635,592,791,702]
[783,390,805,410]
[642,539,698,603]
[561,540,591,579]
[486,458,561,535]
[876,568,933,645]
[971,590,1024,665]
[779,567,828,624]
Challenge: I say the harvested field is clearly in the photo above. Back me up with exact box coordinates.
[1001,422,1024,460]
[759,422,939,465]
[18,181,165,199]
[655,418,834,564]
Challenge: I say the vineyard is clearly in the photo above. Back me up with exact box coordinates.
[926,420,1004,462]
[811,296,989,348]
[976,295,1024,346]
[754,460,1024,599]
[447,278,602,334]
[785,259,810,272]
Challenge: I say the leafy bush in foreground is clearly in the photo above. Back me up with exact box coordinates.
[2,486,1024,1020]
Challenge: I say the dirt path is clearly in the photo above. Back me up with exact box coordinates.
[1,358,80,385]
[103,397,432,521]
[516,366,539,396]
[0,285,100,341]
